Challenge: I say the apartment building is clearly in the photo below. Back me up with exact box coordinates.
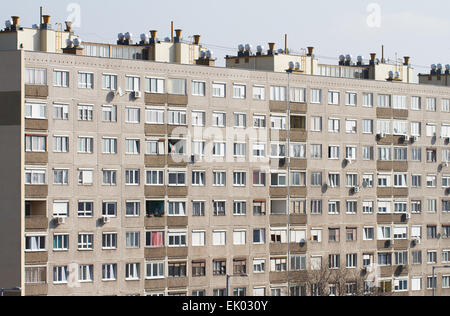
[2,14,450,296]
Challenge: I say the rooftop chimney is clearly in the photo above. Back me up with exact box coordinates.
[370,53,376,65]
[268,42,275,55]
[11,16,19,26]
[149,30,157,44]
[403,56,410,66]
[307,47,314,57]
[174,29,182,43]
[41,15,51,30]
[193,35,201,45]
[65,21,72,32]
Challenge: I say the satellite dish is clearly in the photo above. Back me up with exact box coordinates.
[66,39,73,48]
[32,24,38,29]
[395,71,400,78]
[140,33,148,42]
[256,45,264,53]
[200,51,206,58]
[238,44,244,52]
[388,71,394,78]
[446,64,450,71]
[73,38,81,47]
[164,37,170,42]
[288,61,295,70]
[118,33,124,41]
[277,48,284,54]
[206,50,213,58]
[5,20,11,28]
[357,56,363,63]
[244,44,252,52]
[437,64,443,70]
[345,54,352,62]
[339,55,345,62]
[431,64,437,70]
[295,62,301,70]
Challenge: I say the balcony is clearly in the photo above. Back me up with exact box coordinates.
[269,271,288,283]
[144,216,166,228]
[393,239,409,250]
[290,103,307,114]
[167,277,188,289]
[269,243,288,255]
[270,215,288,226]
[290,242,307,253]
[167,216,188,227]
[290,130,308,142]
[377,240,393,250]
[269,101,287,112]
[393,188,409,197]
[393,109,409,119]
[166,186,188,197]
[167,247,188,258]
[25,152,48,164]
[144,247,166,259]
[290,158,307,169]
[376,108,393,119]
[377,187,393,197]
[167,94,188,106]
[25,119,48,131]
[145,278,167,290]
[145,93,167,105]
[167,155,188,167]
[25,284,48,296]
[290,214,307,225]
[144,155,166,167]
[290,187,307,197]
[377,214,393,223]
[25,216,48,231]
[145,185,166,198]
[25,85,48,99]
[145,124,166,136]
[270,187,288,197]
[25,185,48,198]
[25,251,48,264]
[392,161,408,172]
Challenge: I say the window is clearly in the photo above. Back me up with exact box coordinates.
[329,254,340,269]
[100,137,117,154]
[310,145,322,159]
[253,201,267,216]
[168,232,187,247]
[291,171,306,187]
[378,94,391,108]
[328,173,340,188]
[102,105,117,122]
[146,108,164,124]
[146,139,165,156]
[25,235,46,252]
[443,99,450,112]
[363,227,374,240]
[426,98,436,112]
[126,232,140,248]
[213,231,226,246]
[271,257,287,272]
[26,68,47,85]
[393,120,408,135]
[213,171,226,186]
[145,231,164,247]
[25,102,46,119]
[346,254,357,268]
[363,93,373,107]
[233,171,246,186]
[146,261,165,279]
[78,72,94,89]
[213,201,226,216]
[192,81,206,96]
[393,95,407,109]
[102,264,117,281]
[26,135,46,153]
[345,120,357,134]
[53,70,69,87]
[363,201,374,214]
[270,143,286,158]
[125,263,140,280]
[168,201,186,216]
[126,201,140,217]
[212,142,226,157]
[167,78,186,95]
[427,251,437,264]
[362,120,373,134]
[78,137,93,153]
[102,74,117,90]
[125,107,140,123]
[234,113,246,128]
[310,116,322,132]
[253,86,266,101]
[77,265,93,283]
[291,115,306,129]
[213,112,226,127]
[253,170,266,186]
[290,143,306,158]
[328,145,341,160]
[233,201,247,216]
[378,147,391,161]
[233,84,246,99]
[328,91,340,105]
[345,92,357,106]
[212,83,226,98]
[168,171,186,186]
[234,143,246,157]
[411,96,421,110]
[290,87,306,102]
[329,229,340,243]
[192,201,205,217]
[78,233,94,250]
[126,75,140,92]
[346,146,357,161]
[270,86,286,101]
[125,169,140,185]
[53,266,68,284]
[53,103,69,120]
[192,231,205,247]
[346,201,357,214]
[427,175,437,187]
[25,169,46,185]
[102,170,117,186]
[412,251,422,265]
[311,201,323,215]
[253,259,266,274]
[328,201,340,215]
[426,124,436,137]
[78,201,93,217]
[233,230,246,245]
[146,77,165,94]
[310,89,322,104]
[328,118,340,133]
[233,259,247,275]
[271,173,287,187]
[102,201,117,217]
[411,148,422,162]
[377,120,391,135]
[102,233,118,250]
[213,260,227,276]
[253,115,266,128]
[192,171,205,186]
[253,229,266,244]
[192,111,205,127]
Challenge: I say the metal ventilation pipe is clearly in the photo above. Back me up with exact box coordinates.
[11,16,19,26]
[193,35,201,45]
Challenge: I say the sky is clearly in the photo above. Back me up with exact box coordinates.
[3,0,450,72]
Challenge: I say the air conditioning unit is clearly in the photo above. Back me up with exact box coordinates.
[443,162,449,168]
[133,91,142,99]
[354,186,361,193]
[412,136,419,142]
[413,237,421,245]
[116,87,124,97]
[404,135,410,142]
[54,217,65,225]
[380,133,386,139]
[102,216,111,225]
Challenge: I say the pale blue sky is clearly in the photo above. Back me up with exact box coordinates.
[3,0,450,71]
